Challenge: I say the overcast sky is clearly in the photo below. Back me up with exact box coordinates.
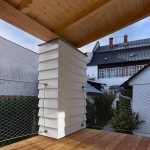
[0,16,150,53]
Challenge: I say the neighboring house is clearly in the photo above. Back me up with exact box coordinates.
[87,35,150,93]
[87,80,103,92]
[86,80,102,104]
[0,36,38,96]
[86,83,102,94]
[126,64,150,136]
[86,80,102,128]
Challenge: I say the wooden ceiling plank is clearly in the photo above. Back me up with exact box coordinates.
[0,0,57,41]
[17,0,33,10]
[4,0,23,8]
[1,0,150,48]
[76,0,150,47]
[57,0,111,32]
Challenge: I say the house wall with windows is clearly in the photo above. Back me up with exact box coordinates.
[87,37,150,90]
[98,65,145,86]
[87,63,146,87]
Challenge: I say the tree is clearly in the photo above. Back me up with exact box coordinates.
[111,98,141,134]
[86,93,114,129]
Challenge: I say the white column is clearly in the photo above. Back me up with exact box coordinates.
[38,39,87,139]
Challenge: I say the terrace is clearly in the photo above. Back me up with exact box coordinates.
[2,128,150,150]
[0,0,150,149]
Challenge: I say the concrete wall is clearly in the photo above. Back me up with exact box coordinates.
[0,37,38,96]
[130,65,150,136]
[38,39,87,139]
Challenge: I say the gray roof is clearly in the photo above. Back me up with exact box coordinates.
[86,83,102,94]
[88,38,150,66]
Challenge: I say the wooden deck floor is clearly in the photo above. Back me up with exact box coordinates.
[1,128,150,150]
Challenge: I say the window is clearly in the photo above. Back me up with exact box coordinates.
[118,67,122,77]
[99,69,104,78]
[128,66,135,76]
[136,65,144,72]
[98,64,145,79]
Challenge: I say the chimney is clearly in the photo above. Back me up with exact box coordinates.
[109,37,113,48]
[124,34,128,44]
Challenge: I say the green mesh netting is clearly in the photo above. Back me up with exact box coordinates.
[0,96,39,146]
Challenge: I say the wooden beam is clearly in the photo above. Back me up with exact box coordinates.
[0,0,57,41]
[17,0,33,10]
[76,3,150,47]
[56,0,110,32]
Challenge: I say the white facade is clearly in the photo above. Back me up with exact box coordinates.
[129,65,150,136]
[0,37,38,96]
[87,64,144,87]
[38,39,87,139]
[87,66,98,79]
[87,66,131,87]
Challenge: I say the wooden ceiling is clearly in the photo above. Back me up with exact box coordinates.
[0,0,150,47]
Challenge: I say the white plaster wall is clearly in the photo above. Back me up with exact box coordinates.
[38,39,87,139]
[87,66,98,78]
[0,37,38,96]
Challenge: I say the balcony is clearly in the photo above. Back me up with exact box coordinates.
[1,128,150,150]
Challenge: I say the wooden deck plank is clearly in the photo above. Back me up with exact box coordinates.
[93,132,123,150]
[70,131,112,150]
[88,132,118,150]
[111,134,136,150]
[0,136,46,150]
[100,133,127,150]
[146,140,150,150]
[45,129,100,150]
[1,128,150,150]
[0,136,55,150]
[123,135,142,150]
[21,137,55,150]
[135,137,150,150]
